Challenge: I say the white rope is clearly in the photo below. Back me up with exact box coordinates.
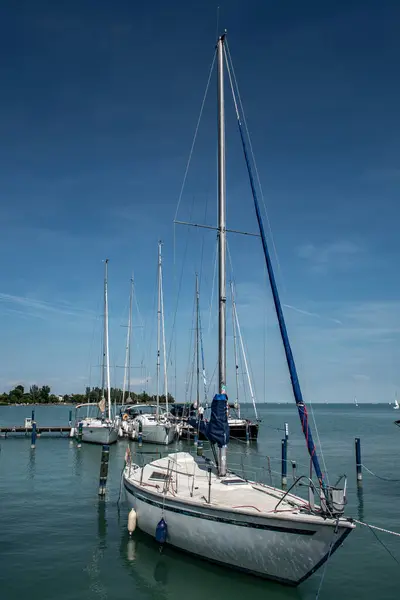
[174,51,216,221]
[361,464,400,482]
[354,519,400,538]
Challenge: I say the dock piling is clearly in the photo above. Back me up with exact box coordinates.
[355,437,363,482]
[77,422,83,448]
[31,422,37,449]
[281,438,288,488]
[291,460,297,482]
[98,444,110,496]
[197,441,204,457]
[68,410,72,426]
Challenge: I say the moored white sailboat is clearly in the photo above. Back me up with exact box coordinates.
[130,242,176,445]
[76,259,118,445]
[123,33,353,585]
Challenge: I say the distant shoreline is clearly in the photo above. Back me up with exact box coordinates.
[0,402,76,407]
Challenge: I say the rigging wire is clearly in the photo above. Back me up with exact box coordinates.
[224,40,284,291]
[174,52,216,222]
[226,241,259,419]
[208,239,218,334]
[168,49,216,394]
[224,40,330,483]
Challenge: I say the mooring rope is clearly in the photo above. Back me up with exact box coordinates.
[354,519,400,538]
[354,519,400,566]
[361,464,400,482]
[315,521,339,599]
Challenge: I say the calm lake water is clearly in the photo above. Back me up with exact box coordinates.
[0,403,399,599]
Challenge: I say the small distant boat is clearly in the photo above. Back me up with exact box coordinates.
[394,397,399,410]
[354,396,358,408]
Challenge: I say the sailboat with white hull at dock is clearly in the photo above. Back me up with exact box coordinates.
[75,259,118,445]
[129,242,176,445]
[123,34,354,585]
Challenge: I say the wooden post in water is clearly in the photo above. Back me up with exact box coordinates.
[68,410,72,426]
[98,444,110,496]
[291,460,297,482]
[355,437,363,482]
[284,422,289,442]
[77,422,83,448]
[281,438,288,488]
[31,422,37,449]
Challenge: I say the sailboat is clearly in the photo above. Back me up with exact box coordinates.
[228,281,259,439]
[393,394,399,410]
[123,34,353,585]
[119,276,136,438]
[76,259,118,444]
[354,396,358,408]
[130,242,176,445]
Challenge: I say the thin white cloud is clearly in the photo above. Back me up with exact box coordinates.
[297,240,364,273]
[283,303,343,325]
[0,292,94,320]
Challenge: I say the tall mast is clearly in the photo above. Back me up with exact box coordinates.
[217,34,227,476]
[160,257,168,413]
[217,34,226,396]
[196,274,200,407]
[230,282,240,418]
[104,259,111,421]
[122,276,134,406]
[156,241,162,419]
[128,277,133,401]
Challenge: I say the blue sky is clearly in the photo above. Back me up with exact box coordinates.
[1,0,400,404]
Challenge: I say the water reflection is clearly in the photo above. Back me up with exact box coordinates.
[120,529,300,600]
[73,446,83,477]
[97,501,107,549]
[27,448,36,479]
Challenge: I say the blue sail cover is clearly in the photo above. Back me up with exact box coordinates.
[189,393,229,448]
[207,393,229,447]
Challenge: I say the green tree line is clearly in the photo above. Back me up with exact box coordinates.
[0,384,175,406]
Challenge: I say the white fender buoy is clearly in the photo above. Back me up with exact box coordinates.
[128,508,137,535]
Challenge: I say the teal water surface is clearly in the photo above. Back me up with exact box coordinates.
[0,404,399,599]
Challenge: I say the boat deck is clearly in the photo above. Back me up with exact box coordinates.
[126,451,351,528]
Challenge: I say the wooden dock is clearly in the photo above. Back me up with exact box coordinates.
[0,426,72,437]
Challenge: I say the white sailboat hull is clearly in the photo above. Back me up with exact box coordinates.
[132,423,176,445]
[80,420,118,445]
[131,414,176,445]
[123,453,354,586]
